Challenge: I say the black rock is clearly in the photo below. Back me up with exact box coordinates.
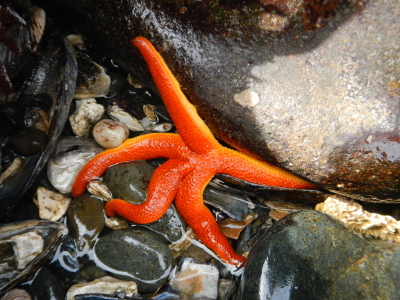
[9,127,47,156]
[238,210,400,300]
[94,228,173,294]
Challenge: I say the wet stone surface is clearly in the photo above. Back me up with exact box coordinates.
[103,160,156,205]
[67,194,105,253]
[45,0,400,202]
[94,228,173,294]
[239,210,400,300]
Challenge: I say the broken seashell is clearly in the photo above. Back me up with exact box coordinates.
[107,105,144,131]
[87,180,112,201]
[128,73,145,88]
[0,158,23,185]
[33,186,71,221]
[316,195,400,242]
[144,122,173,132]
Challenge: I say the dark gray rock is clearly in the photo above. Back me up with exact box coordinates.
[67,194,105,253]
[238,210,400,300]
[41,0,399,202]
[103,160,156,205]
[29,267,65,300]
[94,228,173,294]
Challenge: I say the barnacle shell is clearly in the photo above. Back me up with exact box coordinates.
[316,195,400,242]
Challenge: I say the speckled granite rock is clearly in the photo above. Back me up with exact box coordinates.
[40,0,400,202]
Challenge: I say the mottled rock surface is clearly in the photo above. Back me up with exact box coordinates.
[40,0,400,202]
[94,228,173,293]
[238,210,400,300]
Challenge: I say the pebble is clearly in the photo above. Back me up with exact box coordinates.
[69,98,105,137]
[28,267,65,300]
[92,119,129,148]
[9,127,47,156]
[168,258,219,300]
[94,228,173,294]
[67,194,105,253]
[103,160,156,204]
[33,186,71,221]
[66,276,138,300]
[47,136,103,194]
[239,210,400,300]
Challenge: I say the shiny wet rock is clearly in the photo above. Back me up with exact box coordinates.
[94,228,173,294]
[67,194,105,254]
[238,210,400,300]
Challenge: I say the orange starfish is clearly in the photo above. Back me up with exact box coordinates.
[72,36,317,267]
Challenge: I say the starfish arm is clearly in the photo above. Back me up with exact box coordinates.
[132,37,220,155]
[217,147,317,189]
[174,167,245,266]
[105,159,193,223]
[72,133,190,198]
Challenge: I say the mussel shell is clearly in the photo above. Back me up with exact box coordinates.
[0,220,68,295]
[0,36,78,219]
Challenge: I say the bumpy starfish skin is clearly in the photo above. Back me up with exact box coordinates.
[72,37,317,266]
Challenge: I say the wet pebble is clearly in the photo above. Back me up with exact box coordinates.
[33,186,71,221]
[66,276,138,300]
[167,258,219,300]
[67,194,105,254]
[69,99,105,137]
[8,127,47,156]
[28,267,65,300]
[94,228,173,294]
[239,210,400,300]
[47,136,103,193]
[103,160,156,204]
[92,119,129,149]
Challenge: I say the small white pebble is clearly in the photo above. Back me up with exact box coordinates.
[93,119,129,148]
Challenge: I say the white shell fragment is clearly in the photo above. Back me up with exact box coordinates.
[69,99,105,136]
[145,122,173,132]
[66,276,138,300]
[0,157,23,185]
[92,119,129,148]
[233,89,260,108]
[10,231,44,270]
[33,187,71,221]
[316,195,400,242]
[107,105,144,131]
[169,258,219,300]
[87,180,112,201]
